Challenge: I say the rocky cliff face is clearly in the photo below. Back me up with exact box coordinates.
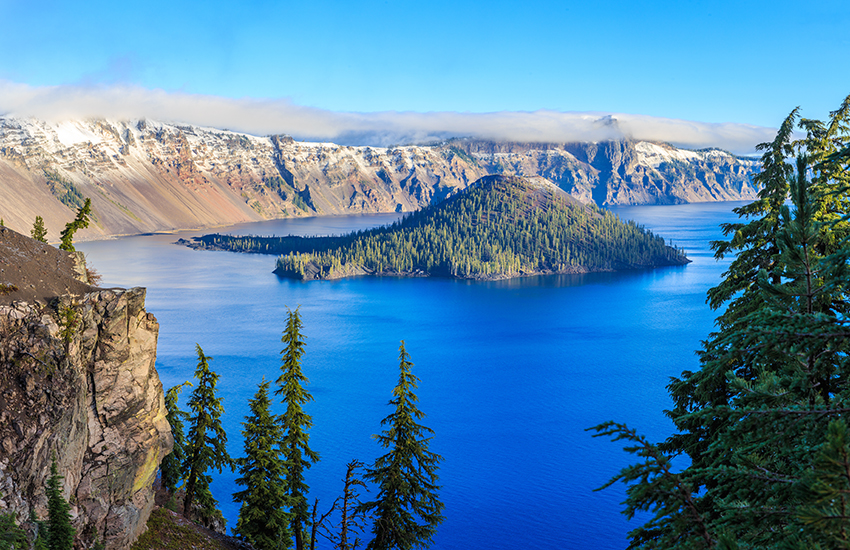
[0,116,759,239]
[0,229,171,549]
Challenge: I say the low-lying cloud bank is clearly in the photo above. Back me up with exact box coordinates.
[0,81,774,155]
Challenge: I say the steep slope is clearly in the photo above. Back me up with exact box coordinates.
[0,117,759,240]
[0,227,172,550]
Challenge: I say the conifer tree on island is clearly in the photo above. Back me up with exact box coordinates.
[592,94,850,549]
[276,307,320,550]
[359,341,444,550]
[45,454,74,550]
[183,344,233,524]
[234,378,292,550]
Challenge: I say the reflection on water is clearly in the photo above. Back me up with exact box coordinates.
[78,202,745,550]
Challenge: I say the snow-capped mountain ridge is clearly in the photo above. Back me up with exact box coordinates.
[0,116,759,240]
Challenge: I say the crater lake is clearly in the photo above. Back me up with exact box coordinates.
[78,201,742,550]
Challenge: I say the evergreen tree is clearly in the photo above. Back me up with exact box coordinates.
[161,382,192,495]
[592,95,850,548]
[31,216,48,243]
[183,344,233,523]
[359,342,444,550]
[30,509,47,550]
[45,454,75,550]
[234,378,292,550]
[59,198,91,252]
[0,510,27,550]
[275,307,320,550]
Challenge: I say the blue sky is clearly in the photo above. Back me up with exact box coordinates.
[0,0,847,152]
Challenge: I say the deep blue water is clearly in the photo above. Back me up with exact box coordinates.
[78,202,742,550]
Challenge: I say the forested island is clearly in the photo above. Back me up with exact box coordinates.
[181,175,689,280]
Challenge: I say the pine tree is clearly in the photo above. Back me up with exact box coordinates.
[592,95,850,549]
[161,382,192,495]
[45,454,74,550]
[234,378,292,550]
[29,509,47,550]
[0,510,27,550]
[31,216,48,243]
[275,307,319,550]
[359,342,444,550]
[59,198,91,252]
[183,344,233,523]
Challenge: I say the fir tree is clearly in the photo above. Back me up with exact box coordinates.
[359,342,444,550]
[31,216,48,243]
[234,378,292,550]
[592,94,850,549]
[161,382,192,495]
[0,510,27,550]
[275,307,319,550]
[59,198,91,252]
[29,509,47,550]
[183,344,233,523]
[45,454,74,550]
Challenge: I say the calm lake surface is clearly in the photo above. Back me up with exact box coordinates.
[78,202,743,550]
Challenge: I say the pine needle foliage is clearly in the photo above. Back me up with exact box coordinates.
[592,94,850,549]
[234,378,292,550]
[45,454,74,550]
[161,382,192,495]
[275,307,319,550]
[183,344,233,523]
[0,510,27,550]
[59,198,91,252]
[359,342,444,550]
[31,216,48,243]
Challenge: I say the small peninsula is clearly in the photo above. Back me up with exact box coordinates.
[182,175,689,280]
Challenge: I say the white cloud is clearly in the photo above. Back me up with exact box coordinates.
[0,81,775,155]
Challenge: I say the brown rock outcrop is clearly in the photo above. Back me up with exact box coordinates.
[0,117,759,240]
[0,287,171,549]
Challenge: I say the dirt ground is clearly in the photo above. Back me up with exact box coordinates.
[0,226,94,306]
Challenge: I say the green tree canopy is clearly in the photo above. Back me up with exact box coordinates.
[359,342,444,550]
[592,94,850,549]
[0,510,27,550]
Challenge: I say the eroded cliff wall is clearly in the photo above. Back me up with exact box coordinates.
[0,117,759,240]
[0,288,172,549]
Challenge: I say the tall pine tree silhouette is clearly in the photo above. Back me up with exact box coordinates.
[275,307,319,550]
[360,342,444,550]
[161,382,191,495]
[234,378,292,550]
[45,454,74,550]
[183,344,232,523]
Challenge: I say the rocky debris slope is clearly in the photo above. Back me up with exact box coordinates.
[0,116,759,240]
[0,228,172,550]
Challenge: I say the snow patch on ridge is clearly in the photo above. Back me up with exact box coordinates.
[635,141,703,166]
[54,120,104,146]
